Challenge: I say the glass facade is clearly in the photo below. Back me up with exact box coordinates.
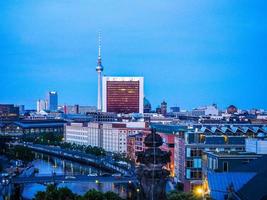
[106,81,140,113]
[48,91,58,111]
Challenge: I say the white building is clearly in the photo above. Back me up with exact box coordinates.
[192,104,219,117]
[205,105,219,116]
[65,122,147,153]
[36,99,47,113]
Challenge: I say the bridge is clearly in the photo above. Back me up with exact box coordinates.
[12,143,133,176]
[11,175,137,184]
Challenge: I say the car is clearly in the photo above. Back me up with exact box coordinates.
[65,176,76,179]
[112,173,121,177]
[87,173,98,177]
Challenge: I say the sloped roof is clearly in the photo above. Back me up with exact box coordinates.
[237,171,267,200]
[208,172,256,200]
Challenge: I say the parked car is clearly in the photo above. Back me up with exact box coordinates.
[65,175,76,179]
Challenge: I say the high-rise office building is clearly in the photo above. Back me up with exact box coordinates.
[102,77,144,114]
[47,91,58,111]
[37,99,47,113]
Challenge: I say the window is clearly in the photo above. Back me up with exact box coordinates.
[186,148,191,158]
[223,161,228,172]
[193,159,201,168]
[186,169,191,179]
[190,170,202,179]
[186,160,193,168]
[190,149,202,157]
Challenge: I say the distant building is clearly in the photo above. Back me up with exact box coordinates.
[102,77,144,114]
[156,107,161,114]
[37,99,47,113]
[170,106,180,113]
[18,105,25,114]
[47,91,58,111]
[143,97,151,113]
[74,104,79,114]
[192,104,218,117]
[160,100,167,116]
[62,105,96,114]
[0,104,19,120]
[0,119,66,135]
[227,105,238,114]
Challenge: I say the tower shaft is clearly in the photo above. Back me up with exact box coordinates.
[97,71,102,111]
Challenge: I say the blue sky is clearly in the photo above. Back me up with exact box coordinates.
[0,0,266,110]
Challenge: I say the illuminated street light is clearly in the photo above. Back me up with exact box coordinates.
[195,186,205,200]
[196,187,204,195]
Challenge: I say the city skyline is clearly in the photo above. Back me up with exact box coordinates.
[1,1,267,110]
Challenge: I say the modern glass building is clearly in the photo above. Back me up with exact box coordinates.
[47,91,58,111]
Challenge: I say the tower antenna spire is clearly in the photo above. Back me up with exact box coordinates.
[98,31,101,58]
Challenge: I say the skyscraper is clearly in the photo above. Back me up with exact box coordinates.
[37,99,47,113]
[96,33,103,112]
[102,77,144,114]
[47,91,58,111]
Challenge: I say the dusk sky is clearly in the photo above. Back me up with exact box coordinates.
[1,0,266,110]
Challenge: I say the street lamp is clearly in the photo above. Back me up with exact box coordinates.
[195,186,205,200]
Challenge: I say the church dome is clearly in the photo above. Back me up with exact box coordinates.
[227,105,238,114]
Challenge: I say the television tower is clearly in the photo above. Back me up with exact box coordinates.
[96,32,103,111]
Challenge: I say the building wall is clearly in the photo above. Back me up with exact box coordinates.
[102,77,144,114]
[174,136,185,183]
[0,104,19,120]
[47,91,58,111]
[65,122,144,154]
[175,131,247,192]
[246,138,267,154]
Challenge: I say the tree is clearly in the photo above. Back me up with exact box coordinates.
[82,189,104,200]
[175,182,184,192]
[34,191,46,200]
[58,187,77,200]
[104,191,123,200]
[167,191,201,200]
[34,185,77,200]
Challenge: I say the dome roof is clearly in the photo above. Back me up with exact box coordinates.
[144,97,151,107]
[227,105,238,114]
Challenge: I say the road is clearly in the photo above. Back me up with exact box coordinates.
[12,175,136,184]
